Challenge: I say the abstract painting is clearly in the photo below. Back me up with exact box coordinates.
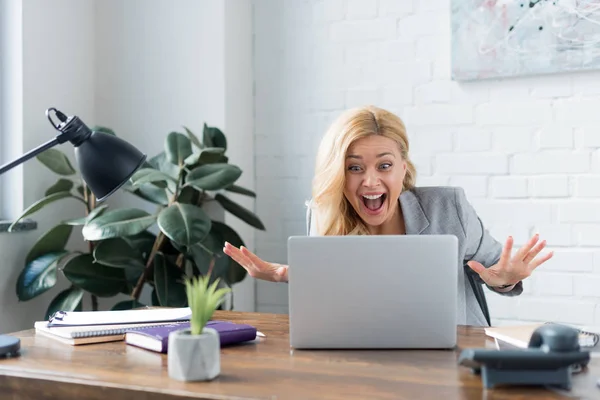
[451,0,600,80]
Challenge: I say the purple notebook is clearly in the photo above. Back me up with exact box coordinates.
[124,320,257,354]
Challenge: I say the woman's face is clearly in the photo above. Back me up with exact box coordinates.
[343,135,407,229]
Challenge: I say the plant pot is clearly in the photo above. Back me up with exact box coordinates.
[168,327,221,381]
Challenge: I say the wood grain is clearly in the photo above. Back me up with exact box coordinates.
[0,311,597,399]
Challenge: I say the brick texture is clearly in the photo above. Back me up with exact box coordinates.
[253,0,600,326]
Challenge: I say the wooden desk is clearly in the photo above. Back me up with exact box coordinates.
[0,311,597,399]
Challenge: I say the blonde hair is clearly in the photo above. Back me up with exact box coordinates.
[310,105,416,236]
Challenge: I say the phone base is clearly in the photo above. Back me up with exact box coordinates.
[481,366,572,390]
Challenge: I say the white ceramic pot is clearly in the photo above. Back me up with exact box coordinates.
[168,327,221,381]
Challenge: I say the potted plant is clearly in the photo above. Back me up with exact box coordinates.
[9,123,264,318]
[168,274,230,381]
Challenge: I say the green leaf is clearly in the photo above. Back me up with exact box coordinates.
[148,151,179,178]
[165,131,193,166]
[93,238,146,288]
[190,235,220,277]
[153,252,187,307]
[64,204,108,226]
[191,221,247,285]
[88,204,109,220]
[203,124,227,151]
[123,262,145,287]
[215,194,265,230]
[124,184,169,206]
[92,126,116,136]
[16,251,66,301]
[183,153,199,166]
[8,192,81,232]
[36,148,76,175]
[185,163,242,191]
[176,186,201,205]
[76,185,86,197]
[25,224,73,264]
[151,287,161,306]
[82,208,157,241]
[45,178,74,196]
[225,184,256,198]
[130,168,176,189]
[183,126,203,149]
[123,231,156,261]
[45,286,84,320]
[111,299,146,311]
[62,254,127,297]
[185,275,230,334]
[198,147,226,164]
[183,148,226,166]
[93,237,144,268]
[157,202,211,247]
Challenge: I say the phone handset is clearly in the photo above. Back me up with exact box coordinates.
[528,323,581,353]
[458,323,591,389]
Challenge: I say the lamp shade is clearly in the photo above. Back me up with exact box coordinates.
[0,107,146,202]
[74,131,147,202]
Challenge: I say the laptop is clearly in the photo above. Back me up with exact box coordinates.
[287,235,458,349]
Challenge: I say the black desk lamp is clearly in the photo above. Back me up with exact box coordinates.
[0,107,147,201]
[0,107,146,358]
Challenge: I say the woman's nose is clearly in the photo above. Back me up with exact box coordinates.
[363,170,380,187]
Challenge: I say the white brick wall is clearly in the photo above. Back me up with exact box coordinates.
[253,0,600,326]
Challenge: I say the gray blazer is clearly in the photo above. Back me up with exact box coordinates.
[306,186,523,326]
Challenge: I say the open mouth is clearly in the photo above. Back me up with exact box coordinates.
[361,193,386,213]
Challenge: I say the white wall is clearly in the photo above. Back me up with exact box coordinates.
[94,0,256,311]
[253,0,600,327]
[0,0,256,334]
[0,0,96,334]
[0,0,23,219]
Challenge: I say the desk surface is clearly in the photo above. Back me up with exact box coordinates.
[0,311,598,400]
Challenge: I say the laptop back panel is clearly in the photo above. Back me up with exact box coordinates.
[287,235,458,349]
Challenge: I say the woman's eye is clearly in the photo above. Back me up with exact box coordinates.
[348,165,361,172]
[380,163,392,170]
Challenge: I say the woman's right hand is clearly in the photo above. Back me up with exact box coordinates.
[223,242,289,283]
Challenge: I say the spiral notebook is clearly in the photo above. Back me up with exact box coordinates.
[34,320,189,345]
[35,307,193,345]
[47,307,191,327]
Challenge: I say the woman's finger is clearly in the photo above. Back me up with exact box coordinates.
[499,236,514,266]
[523,239,547,264]
[514,233,539,261]
[527,251,554,272]
[224,243,255,271]
[227,248,253,270]
[223,242,244,260]
[240,246,269,269]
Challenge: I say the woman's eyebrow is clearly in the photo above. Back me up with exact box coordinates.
[346,152,394,159]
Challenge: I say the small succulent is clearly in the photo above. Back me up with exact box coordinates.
[185,275,231,335]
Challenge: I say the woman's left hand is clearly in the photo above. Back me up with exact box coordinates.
[467,234,553,289]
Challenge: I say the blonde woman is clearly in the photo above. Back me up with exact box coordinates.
[223,105,552,326]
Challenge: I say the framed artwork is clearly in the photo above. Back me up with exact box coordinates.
[451,0,600,80]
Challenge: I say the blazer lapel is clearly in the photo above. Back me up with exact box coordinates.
[399,189,429,235]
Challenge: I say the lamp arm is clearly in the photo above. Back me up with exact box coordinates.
[0,137,60,175]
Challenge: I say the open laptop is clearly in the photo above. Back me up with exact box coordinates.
[287,235,458,350]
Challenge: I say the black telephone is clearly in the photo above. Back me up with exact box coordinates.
[458,323,591,390]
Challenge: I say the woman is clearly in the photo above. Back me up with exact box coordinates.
[224,105,553,326]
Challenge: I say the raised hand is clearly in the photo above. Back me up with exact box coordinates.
[467,234,553,289]
[223,242,289,283]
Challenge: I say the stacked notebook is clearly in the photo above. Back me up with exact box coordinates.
[124,320,259,353]
[34,307,261,352]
